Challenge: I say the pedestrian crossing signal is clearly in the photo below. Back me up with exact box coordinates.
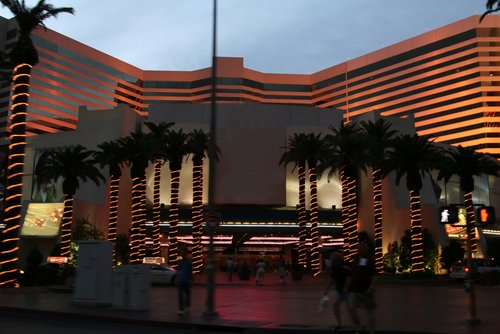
[475,206,495,226]
[440,206,459,224]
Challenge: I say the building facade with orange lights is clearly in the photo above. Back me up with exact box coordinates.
[0,15,499,156]
[1,14,500,263]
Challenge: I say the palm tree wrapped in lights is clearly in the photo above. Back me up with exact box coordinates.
[187,129,219,274]
[384,134,442,273]
[279,133,310,269]
[361,119,397,273]
[163,129,190,268]
[323,122,367,262]
[0,0,73,287]
[120,131,155,264]
[34,145,104,258]
[145,121,174,258]
[95,140,126,252]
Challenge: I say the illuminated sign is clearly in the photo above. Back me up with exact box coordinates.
[142,257,165,264]
[475,206,495,226]
[47,256,68,264]
[20,203,64,237]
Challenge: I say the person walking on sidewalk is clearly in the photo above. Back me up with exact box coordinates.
[277,256,287,284]
[177,248,193,315]
[226,257,234,281]
[346,244,376,334]
[324,252,350,331]
[255,258,266,286]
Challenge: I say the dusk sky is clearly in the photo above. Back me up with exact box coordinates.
[0,0,490,73]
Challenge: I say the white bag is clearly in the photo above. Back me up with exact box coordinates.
[318,295,330,312]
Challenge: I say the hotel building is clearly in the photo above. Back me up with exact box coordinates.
[0,14,499,262]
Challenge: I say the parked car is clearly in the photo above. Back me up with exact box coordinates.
[450,258,500,280]
[149,264,177,285]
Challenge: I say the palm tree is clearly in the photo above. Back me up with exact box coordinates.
[361,119,397,273]
[94,140,126,248]
[438,145,500,254]
[144,121,174,258]
[186,129,218,274]
[323,122,367,263]
[481,0,500,21]
[34,145,104,258]
[0,0,73,287]
[120,131,155,264]
[279,133,309,269]
[302,133,327,276]
[384,134,442,273]
[163,129,190,268]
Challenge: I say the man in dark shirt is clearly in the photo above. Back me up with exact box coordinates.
[346,244,376,334]
[177,248,193,315]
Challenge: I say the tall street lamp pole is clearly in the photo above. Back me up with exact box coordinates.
[465,223,478,324]
[204,0,218,319]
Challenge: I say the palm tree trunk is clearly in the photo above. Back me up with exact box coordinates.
[309,166,320,276]
[373,168,384,273]
[152,161,162,257]
[464,191,478,253]
[191,162,204,274]
[60,194,74,257]
[139,177,147,259]
[168,169,181,268]
[409,189,424,273]
[107,175,119,242]
[340,168,351,261]
[0,63,32,287]
[130,176,143,264]
[347,175,358,260]
[297,162,308,268]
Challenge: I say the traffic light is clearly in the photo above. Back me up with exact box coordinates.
[475,206,495,226]
[440,205,459,224]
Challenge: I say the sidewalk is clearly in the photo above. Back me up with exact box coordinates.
[0,272,497,334]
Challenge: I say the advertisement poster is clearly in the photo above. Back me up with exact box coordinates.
[20,202,64,237]
[31,149,64,203]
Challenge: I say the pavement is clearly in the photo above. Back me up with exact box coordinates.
[0,272,499,334]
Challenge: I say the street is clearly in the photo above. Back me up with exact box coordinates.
[0,273,499,334]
